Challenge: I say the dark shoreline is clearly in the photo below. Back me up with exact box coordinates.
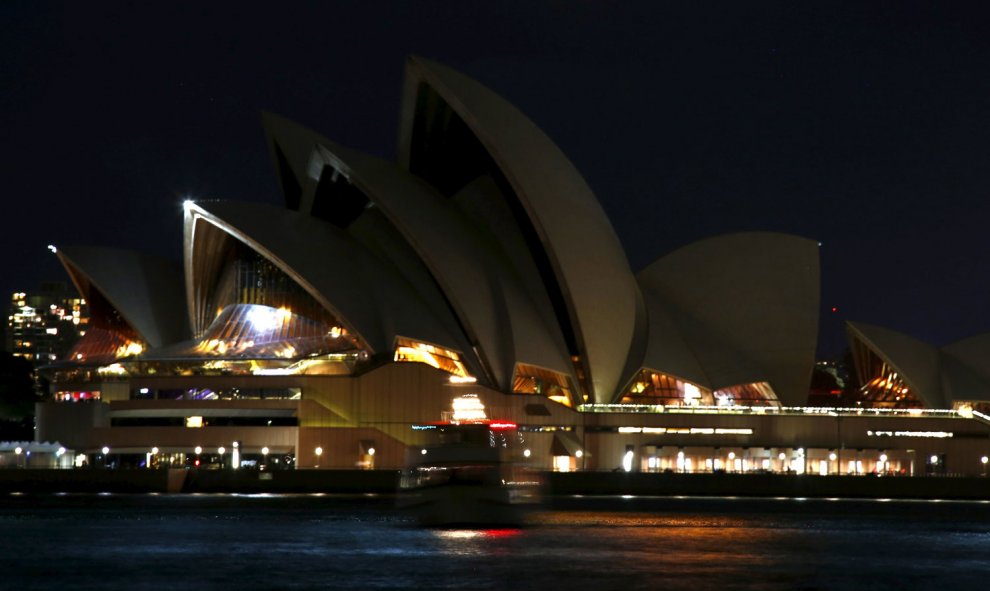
[2,469,990,501]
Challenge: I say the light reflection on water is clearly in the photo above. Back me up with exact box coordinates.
[1,494,989,590]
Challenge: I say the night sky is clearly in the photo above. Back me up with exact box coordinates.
[2,2,988,358]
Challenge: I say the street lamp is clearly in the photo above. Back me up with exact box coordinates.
[262,446,270,470]
[217,446,225,469]
[102,446,110,468]
[314,446,323,468]
[981,455,988,476]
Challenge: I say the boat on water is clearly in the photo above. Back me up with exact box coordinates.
[399,394,542,527]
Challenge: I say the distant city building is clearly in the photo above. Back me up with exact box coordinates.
[5,282,88,364]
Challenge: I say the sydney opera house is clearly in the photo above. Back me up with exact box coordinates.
[35,57,990,476]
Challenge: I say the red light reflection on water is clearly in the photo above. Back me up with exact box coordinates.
[480,528,522,539]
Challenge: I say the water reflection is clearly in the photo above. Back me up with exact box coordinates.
[2,495,990,590]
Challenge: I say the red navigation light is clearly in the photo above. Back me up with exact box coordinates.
[489,421,517,430]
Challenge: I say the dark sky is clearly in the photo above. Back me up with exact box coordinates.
[3,2,989,358]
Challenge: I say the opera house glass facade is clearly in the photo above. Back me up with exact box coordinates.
[33,56,990,476]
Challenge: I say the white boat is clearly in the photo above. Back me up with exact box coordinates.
[399,396,542,526]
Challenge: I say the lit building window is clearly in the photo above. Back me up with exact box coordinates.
[393,337,468,377]
[850,339,924,408]
[512,363,576,407]
[619,368,713,406]
[712,382,780,407]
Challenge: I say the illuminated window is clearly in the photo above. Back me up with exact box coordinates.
[619,369,713,406]
[393,337,469,377]
[850,339,924,408]
[512,363,576,407]
[712,382,780,407]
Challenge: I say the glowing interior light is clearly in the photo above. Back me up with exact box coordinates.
[622,450,634,472]
[115,341,144,358]
[451,394,487,422]
[367,447,375,456]
[314,447,322,456]
[247,306,279,332]
[449,375,477,384]
[185,416,204,428]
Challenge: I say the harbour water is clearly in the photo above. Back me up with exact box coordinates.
[2,494,989,590]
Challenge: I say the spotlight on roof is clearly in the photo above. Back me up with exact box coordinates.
[47,244,57,254]
[182,199,195,211]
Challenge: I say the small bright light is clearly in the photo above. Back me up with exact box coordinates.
[218,446,225,455]
[194,446,202,455]
[523,449,531,458]
[14,447,22,455]
[367,447,375,456]
[728,452,735,460]
[778,452,786,461]
[102,446,110,455]
[314,447,323,456]
[47,244,57,254]
[575,450,584,459]
[930,455,939,464]
[232,441,239,449]
[139,388,149,394]
[879,454,888,463]
[183,199,194,210]
[420,449,427,455]
[982,456,988,465]
[829,452,837,461]
[622,450,634,472]
[262,447,270,456]
[56,447,66,457]
[677,451,685,459]
[151,447,159,455]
